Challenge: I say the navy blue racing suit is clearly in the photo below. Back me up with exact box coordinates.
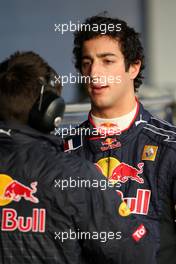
[63,102,176,264]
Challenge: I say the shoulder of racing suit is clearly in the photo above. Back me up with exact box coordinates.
[144,115,176,147]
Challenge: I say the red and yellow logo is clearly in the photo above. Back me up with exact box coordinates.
[96,157,144,184]
[0,174,45,233]
[95,158,150,216]
[0,174,39,206]
[0,174,14,206]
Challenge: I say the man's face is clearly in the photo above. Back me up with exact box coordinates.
[81,35,139,116]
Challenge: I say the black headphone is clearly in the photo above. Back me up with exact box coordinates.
[28,70,65,133]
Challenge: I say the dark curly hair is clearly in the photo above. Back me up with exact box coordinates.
[0,51,62,123]
[73,15,145,91]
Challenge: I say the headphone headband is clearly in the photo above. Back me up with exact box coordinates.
[28,71,65,133]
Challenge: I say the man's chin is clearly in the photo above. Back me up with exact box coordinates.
[91,100,112,110]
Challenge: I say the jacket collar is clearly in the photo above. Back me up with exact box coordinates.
[82,102,152,141]
[0,121,63,148]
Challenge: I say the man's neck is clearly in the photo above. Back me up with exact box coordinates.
[91,99,138,132]
[91,97,137,119]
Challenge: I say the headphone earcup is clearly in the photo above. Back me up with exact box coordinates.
[28,91,65,133]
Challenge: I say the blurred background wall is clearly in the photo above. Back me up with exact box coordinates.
[0,0,144,102]
[147,0,176,92]
[0,0,176,117]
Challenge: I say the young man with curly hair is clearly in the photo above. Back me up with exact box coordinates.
[63,15,176,264]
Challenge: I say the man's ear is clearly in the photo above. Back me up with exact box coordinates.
[128,60,141,80]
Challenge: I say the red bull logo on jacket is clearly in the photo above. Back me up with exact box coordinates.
[0,174,38,205]
[96,157,151,216]
[0,174,46,233]
[101,138,121,151]
[117,189,151,215]
[109,162,144,184]
[1,208,46,232]
[4,180,39,204]
[96,157,144,184]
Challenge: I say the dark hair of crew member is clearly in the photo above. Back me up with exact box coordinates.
[73,15,145,92]
[0,51,62,124]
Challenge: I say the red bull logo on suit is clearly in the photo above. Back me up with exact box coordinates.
[0,174,46,233]
[96,157,151,216]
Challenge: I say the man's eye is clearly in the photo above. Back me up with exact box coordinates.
[82,61,91,67]
[104,60,114,64]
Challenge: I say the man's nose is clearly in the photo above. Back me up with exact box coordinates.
[90,61,102,79]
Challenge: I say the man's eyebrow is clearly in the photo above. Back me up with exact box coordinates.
[97,53,117,58]
[82,53,116,60]
[82,55,92,60]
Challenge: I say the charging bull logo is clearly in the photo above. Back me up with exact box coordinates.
[96,157,144,184]
[101,138,121,151]
[4,181,39,203]
[109,162,144,184]
[0,174,39,205]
